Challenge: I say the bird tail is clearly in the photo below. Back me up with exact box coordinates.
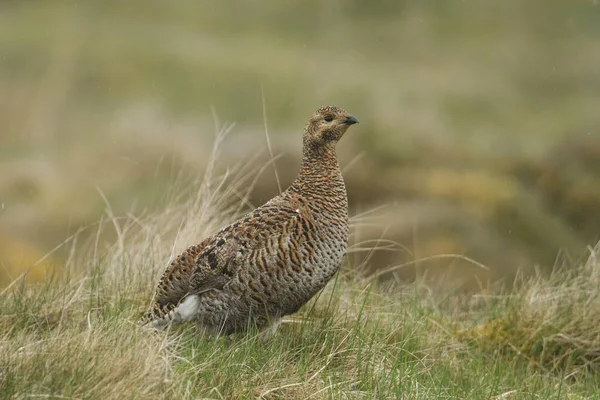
[137,304,177,328]
[137,311,155,327]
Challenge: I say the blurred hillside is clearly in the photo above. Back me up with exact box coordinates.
[1,0,599,287]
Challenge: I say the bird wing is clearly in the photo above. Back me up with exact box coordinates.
[189,234,240,292]
[188,203,306,289]
[139,202,307,325]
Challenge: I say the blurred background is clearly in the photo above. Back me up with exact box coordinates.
[1,0,599,288]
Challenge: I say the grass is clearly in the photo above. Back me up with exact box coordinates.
[1,141,599,399]
[1,1,599,396]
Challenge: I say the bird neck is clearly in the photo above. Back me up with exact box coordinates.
[290,143,346,200]
[300,144,340,177]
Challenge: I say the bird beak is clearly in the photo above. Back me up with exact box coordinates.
[343,115,359,125]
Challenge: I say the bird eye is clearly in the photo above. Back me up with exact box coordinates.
[324,115,333,122]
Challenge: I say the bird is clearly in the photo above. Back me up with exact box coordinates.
[139,105,359,335]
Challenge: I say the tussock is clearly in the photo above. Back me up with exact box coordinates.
[458,242,600,375]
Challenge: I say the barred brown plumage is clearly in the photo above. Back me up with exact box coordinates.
[139,105,359,334]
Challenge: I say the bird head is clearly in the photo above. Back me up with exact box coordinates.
[303,105,359,149]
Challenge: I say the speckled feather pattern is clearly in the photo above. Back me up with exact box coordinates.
[139,105,358,334]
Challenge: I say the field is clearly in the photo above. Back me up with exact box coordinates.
[1,1,600,398]
[2,168,600,398]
